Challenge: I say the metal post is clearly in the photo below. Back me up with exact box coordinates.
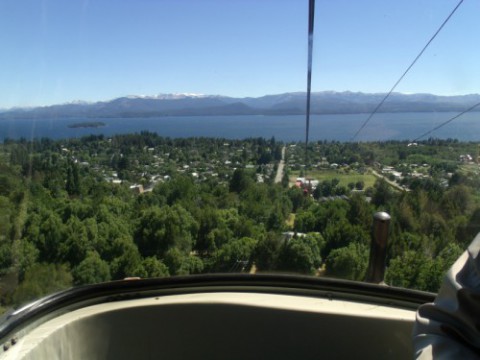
[365,212,391,284]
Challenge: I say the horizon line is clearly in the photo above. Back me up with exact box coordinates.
[2,90,480,111]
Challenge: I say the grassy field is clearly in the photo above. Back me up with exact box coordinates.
[289,169,377,189]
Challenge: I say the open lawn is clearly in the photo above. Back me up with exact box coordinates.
[289,169,377,189]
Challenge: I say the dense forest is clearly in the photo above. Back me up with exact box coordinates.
[1,133,480,309]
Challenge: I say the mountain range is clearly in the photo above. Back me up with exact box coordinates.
[1,91,480,119]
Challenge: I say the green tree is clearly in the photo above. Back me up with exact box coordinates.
[133,257,169,278]
[35,211,65,263]
[13,263,72,306]
[442,185,471,217]
[371,179,395,209]
[0,241,12,273]
[267,206,285,231]
[229,169,253,193]
[134,205,198,258]
[177,255,204,275]
[60,216,90,266]
[322,220,369,259]
[347,194,373,230]
[211,237,257,272]
[108,236,143,279]
[325,243,368,281]
[16,240,39,281]
[254,233,282,271]
[163,248,185,275]
[294,210,317,233]
[195,207,220,253]
[281,170,289,188]
[386,251,431,290]
[65,160,80,196]
[72,251,111,285]
[277,235,322,275]
[287,187,309,213]
[355,180,364,190]
[393,199,418,233]
[0,196,13,241]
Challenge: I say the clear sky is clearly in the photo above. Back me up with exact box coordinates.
[0,0,478,108]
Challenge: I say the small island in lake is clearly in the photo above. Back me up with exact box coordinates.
[68,121,106,129]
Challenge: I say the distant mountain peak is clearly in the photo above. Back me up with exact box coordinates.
[124,93,220,100]
[62,100,92,105]
[2,91,480,119]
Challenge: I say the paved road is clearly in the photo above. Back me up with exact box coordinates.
[274,146,286,184]
[371,170,408,192]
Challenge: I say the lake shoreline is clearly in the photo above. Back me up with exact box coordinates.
[2,112,479,143]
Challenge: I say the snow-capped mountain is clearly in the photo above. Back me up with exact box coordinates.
[1,91,480,119]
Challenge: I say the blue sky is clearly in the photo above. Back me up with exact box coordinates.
[0,0,478,108]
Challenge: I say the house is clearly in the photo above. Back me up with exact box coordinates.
[129,184,144,194]
[282,232,307,241]
[459,154,473,163]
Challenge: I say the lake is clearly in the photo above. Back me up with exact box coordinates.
[1,112,480,142]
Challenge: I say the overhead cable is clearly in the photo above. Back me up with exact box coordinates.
[350,0,464,141]
[413,101,480,141]
[305,0,315,170]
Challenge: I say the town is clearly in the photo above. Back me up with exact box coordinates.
[1,134,480,309]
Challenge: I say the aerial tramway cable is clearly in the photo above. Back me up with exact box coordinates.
[305,0,315,175]
[350,0,464,141]
[413,100,480,141]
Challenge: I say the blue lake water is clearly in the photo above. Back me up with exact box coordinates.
[1,112,480,142]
